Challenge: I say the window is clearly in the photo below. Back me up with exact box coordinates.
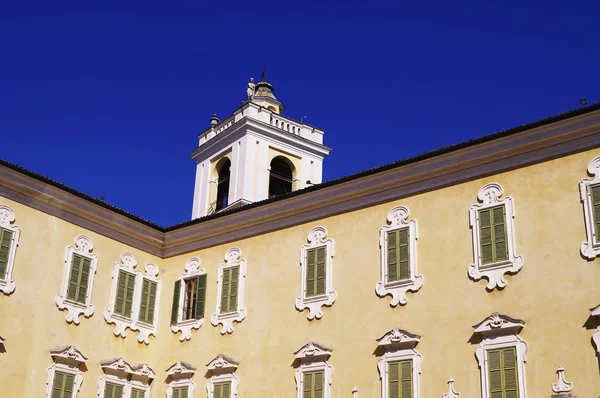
[98,358,155,398]
[211,247,247,334]
[171,257,207,341]
[216,159,231,211]
[104,253,162,344]
[376,206,423,307]
[293,342,333,398]
[269,156,294,198]
[45,346,87,398]
[580,156,600,259]
[166,361,196,398]
[0,205,20,295]
[468,183,522,290]
[55,235,99,324]
[376,329,422,398]
[473,312,528,398]
[296,227,336,320]
[207,354,239,398]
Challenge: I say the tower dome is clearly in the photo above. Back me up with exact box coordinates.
[251,68,285,114]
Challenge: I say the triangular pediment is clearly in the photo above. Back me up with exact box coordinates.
[206,354,239,373]
[376,328,420,350]
[473,312,525,336]
[101,358,134,375]
[166,361,196,378]
[293,341,332,361]
[50,345,87,365]
[131,363,156,380]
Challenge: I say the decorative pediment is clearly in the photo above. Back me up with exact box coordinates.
[477,183,504,205]
[206,354,239,374]
[376,328,420,350]
[180,256,205,278]
[50,345,87,366]
[101,358,134,375]
[590,304,600,317]
[473,312,525,336]
[293,342,332,362]
[131,363,156,380]
[118,252,137,271]
[166,361,196,378]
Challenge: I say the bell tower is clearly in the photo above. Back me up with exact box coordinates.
[190,74,331,219]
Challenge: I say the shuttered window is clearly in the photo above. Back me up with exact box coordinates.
[51,371,75,398]
[103,382,124,398]
[388,360,412,398]
[138,278,158,324]
[306,246,326,297]
[479,205,508,265]
[172,386,189,398]
[303,370,324,398]
[220,266,239,314]
[113,270,136,318]
[171,275,207,324]
[214,381,232,398]
[0,228,13,281]
[66,254,92,304]
[386,228,410,282]
[488,347,519,398]
[591,183,600,239]
[131,388,145,398]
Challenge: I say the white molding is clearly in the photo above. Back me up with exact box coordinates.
[45,346,87,398]
[376,328,422,398]
[468,183,523,290]
[0,205,20,294]
[293,342,333,398]
[552,366,573,394]
[590,304,600,356]
[295,227,336,320]
[97,358,155,398]
[171,257,206,341]
[211,248,247,334]
[473,312,528,398]
[580,156,600,259]
[376,206,423,306]
[442,378,460,398]
[166,361,196,398]
[206,354,240,398]
[55,235,98,324]
[104,253,162,344]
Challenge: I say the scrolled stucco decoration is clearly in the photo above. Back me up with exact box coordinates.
[552,366,573,394]
[0,205,20,295]
[442,378,460,398]
[580,156,600,259]
[211,248,247,334]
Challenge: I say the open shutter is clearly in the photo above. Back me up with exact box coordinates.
[400,360,412,398]
[0,228,12,280]
[316,247,326,295]
[220,268,231,313]
[387,230,398,282]
[114,270,135,317]
[170,280,181,325]
[66,255,83,301]
[502,347,519,398]
[488,349,503,398]
[591,183,600,238]
[492,206,508,262]
[479,209,494,264]
[398,228,410,280]
[228,266,239,313]
[303,372,313,398]
[388,362,400,398]
[194,274,207,319]
[306,249,316,297]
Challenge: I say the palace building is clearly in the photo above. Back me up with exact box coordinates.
[0,77,599,398]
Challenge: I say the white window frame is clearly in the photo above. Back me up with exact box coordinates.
[171,257,206,341]
[468,183,523,290]
[590,304,600,357]
[293,342,333,398]
[103,252,162,344]
[166,361,196,398]
[295,226,336,320]
[0,205,20,295]
[206,354,240,398]
[376,206,423,307]
[211,247,247,334]
[45,345,87,398]
[376,328,422,398]
[97,358,155,398]
[473,312,528,398]
[55,235,99,324]
[580,156,600,259]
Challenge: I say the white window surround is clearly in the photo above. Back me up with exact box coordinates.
[45,345,87,398]
[468,183,523,290]
[579,156,600,259]
[97,358,155,398]
[590,304,600,356]
[295,227,336,320]
[55,235,99,324]
[211,247,247,334]
[206,354,240,398]
[442,378,460,398]
[171,257,206,341]
[376,206,423,307]
[103,252,162,344]
[293,342,333,398]
[376,328,422,398]
[0,205,20,295]
[166,361,196,398]
[473,312,528,398]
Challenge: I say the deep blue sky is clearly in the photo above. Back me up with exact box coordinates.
[2,1,599,226]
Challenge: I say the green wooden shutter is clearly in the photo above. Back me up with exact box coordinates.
[316,247,326,295]
[0,228,13,281]
[591,183,600,238]
[313,370,324,398]
[398,228,410,280]
[104,382,124,398]
[66,255,82,301]
[488,349,503,398]
[487,347,519,398]
[131,389,145,398]
[388,362,399,398]
[222,381,231,398]
[220,267,231,313]
[303,372,313,398]
[492,206,508,262]
[114,270,136,317]
[194,274,207,319]
[305,249,316,297]
[479,209,494,264]
[173,387,188,398]
[51,371,66,398]
[214,383,222,398]
[66,254,91,304]
[400,360,412,398]
[228,266,239,312]
[138,278,158,324]
[479,206,508,264]
[386,230,398,282]
[170,279,181,325]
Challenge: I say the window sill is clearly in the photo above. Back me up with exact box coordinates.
[376,274,424,307]
[211,307,247,335]
[55,294,94,325]
[296,290,337,320]
[171,317,204,342]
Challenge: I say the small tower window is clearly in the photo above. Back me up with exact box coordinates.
[269,157,293,198]
[216,159,231,211]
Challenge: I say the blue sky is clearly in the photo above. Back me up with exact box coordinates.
[1,1,599,226]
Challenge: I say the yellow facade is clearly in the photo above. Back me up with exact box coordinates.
[1,109,600,398]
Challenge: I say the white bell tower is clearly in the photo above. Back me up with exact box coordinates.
[190,74,331,219]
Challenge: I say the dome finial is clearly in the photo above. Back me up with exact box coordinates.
[261,63,267,82]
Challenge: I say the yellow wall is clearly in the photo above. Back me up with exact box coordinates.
[1,148,599,397]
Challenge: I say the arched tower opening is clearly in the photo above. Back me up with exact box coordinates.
[215,158,231,211]
[268,156,294,198]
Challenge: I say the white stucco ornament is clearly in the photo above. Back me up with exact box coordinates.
[552,366,573,394]
[442,378,460,398]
